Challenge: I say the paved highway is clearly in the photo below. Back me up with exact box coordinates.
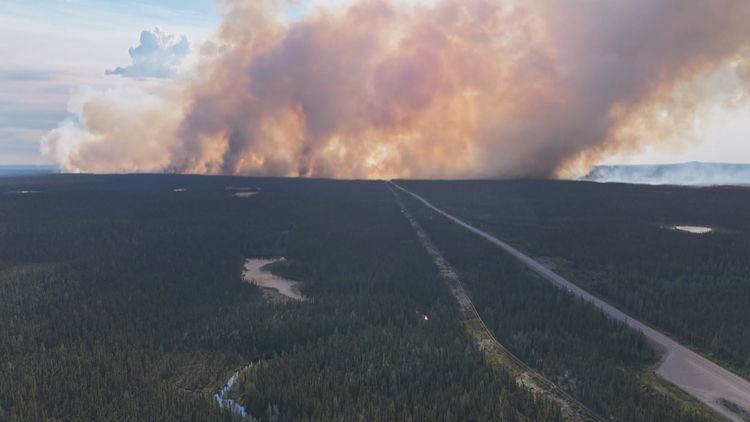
[392,182,750,421]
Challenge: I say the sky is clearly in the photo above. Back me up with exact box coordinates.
[0,0,219,165]
[1,0,749,172]
[604,102,750,166]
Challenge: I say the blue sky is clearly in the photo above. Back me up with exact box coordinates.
[0,0,219,165]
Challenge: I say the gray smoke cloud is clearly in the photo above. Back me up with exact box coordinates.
[43,0,750,179]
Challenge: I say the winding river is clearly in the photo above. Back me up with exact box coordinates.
[214,372,246,418]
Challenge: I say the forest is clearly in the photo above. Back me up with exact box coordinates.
[398,189,716,422]
[0,174,731,421]
[399,179,750,379]
[0,175,559,421]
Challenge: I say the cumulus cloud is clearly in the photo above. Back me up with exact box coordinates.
[106,28,190,79]
[44,0,750,179]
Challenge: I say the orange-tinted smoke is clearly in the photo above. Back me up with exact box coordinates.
[43,0,750,179]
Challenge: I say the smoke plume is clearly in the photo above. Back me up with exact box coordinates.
[42,0,750,179]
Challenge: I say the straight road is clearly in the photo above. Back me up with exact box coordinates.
[391,181,750,422]
[387,182,602,421]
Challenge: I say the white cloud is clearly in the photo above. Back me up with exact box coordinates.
[106,28,190,79]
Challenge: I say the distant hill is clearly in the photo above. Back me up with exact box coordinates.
[0,165,59,176]
[581,162,750,186]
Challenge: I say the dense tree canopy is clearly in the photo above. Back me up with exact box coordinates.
[0,175,559,421]
[400,179,750,379]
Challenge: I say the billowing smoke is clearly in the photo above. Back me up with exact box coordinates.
[42,0,750,179]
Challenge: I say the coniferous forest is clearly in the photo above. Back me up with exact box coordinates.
[0,175,733,421]
[0,175,559,421]
[400,179,750,380]
[401,191,714,422]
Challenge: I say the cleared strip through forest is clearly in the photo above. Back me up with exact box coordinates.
[387,182,602,422]
[390,181,750,422]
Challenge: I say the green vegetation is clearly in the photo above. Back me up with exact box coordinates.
[463,318,521,377]
[0,175,560,421]
[400,179,750,378]
[1,175,736,421]
[400,188,717,421]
